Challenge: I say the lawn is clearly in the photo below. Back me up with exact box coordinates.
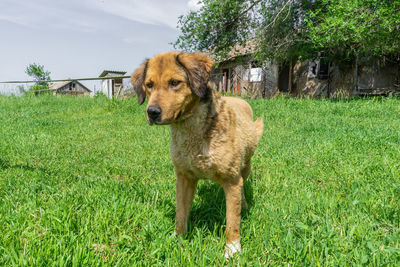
[0,95,399,265]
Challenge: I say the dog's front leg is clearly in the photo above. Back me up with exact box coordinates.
[175,172,198,235]
[223,178,243,258]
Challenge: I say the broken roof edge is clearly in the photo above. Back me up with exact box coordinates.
[203,39,258,63]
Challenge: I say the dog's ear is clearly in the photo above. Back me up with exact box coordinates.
[175,52,214,98]
[131,59,149,105]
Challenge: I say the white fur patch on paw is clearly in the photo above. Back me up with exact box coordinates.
[224,240,241,258]
[172,231,184,237]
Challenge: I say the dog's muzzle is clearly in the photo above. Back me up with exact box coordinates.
[147,105,162,125]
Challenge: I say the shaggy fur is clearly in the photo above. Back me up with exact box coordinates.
[131,51,263,257]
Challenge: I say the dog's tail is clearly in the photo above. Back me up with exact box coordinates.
[254,117,264,142]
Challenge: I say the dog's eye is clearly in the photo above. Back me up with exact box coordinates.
[146,81,154,89]
[169,80,181,87]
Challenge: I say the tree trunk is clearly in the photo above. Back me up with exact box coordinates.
[353,54,359,96]
[288,59,293,93]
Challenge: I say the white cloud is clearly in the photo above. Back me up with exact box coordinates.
[0,0,101,32]
[0,14,32,27]
[0,0,195,32]
[123,36,150,45]
[0,0,40,27]
[86,0,187,29]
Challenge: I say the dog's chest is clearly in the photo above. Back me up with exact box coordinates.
[170,133,214,177]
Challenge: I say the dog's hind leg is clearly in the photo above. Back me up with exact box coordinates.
[240,162,251,210]
[175,172,198,235]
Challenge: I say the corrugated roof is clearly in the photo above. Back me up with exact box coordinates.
[99,70,127,77]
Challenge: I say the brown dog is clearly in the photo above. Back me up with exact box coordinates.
[131,52,263,258]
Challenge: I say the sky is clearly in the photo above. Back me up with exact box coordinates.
[0,0,202,95]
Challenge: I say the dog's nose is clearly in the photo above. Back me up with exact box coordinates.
[147,105,162,122]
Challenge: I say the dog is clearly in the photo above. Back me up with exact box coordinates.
[131,52,263,258]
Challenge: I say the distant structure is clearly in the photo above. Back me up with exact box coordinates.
[49,80,91,96]
[208,41,400,98]
[98,70,126,98]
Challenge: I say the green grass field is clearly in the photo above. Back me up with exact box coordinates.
[0,95,399,265]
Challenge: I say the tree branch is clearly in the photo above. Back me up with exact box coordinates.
[223,0,262,30]
[262,0,294,31]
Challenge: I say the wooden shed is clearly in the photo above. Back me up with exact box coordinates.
[208,41,279,98]
[49,80,91,96]
[99,70,126,99]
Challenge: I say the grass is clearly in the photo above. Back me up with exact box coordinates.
[0,94,399,266]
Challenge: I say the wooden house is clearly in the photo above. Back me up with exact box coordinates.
[208,42,280,98]
[209,42,400,98]
[98,70,126,99]
[49,80,91,96]
[292,57,400,97]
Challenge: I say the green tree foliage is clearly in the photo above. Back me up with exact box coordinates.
[256,0,314,62]
[175,0,400,64]
[174,0,256,61]
[25,63,51,92]
[307,0,400,62]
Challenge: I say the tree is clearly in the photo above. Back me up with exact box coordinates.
[174,0,400,65]
[174,0,259,62]
[175,0,319,62]
[25,63,51,92]
[307,1,400,59]
[306,0,400,90]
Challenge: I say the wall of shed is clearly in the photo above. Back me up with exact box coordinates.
[101,79,113,99]
[357,62,399,95]
[210,58,279,98]
[55,83,90,95]
[292,60,399,98]
[211,56,399,98]
[100,77,124,99]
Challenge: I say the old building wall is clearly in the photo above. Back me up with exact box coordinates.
[292,61,328,98]
[211,56,399,98]
[210,58,279,98]
[56,82,91,95]
[329,64,354,97]
[358,61,399,94]
[292,60,399,98]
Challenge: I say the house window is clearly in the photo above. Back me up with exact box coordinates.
[308,59,330,80]
[244,61,263,82]
[308,60,318,78]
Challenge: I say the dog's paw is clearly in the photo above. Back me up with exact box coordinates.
[172,231,186,239]
[172,231,182,237]
[224,240,241,259]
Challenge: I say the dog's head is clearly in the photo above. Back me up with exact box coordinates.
[131,52,214,125]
